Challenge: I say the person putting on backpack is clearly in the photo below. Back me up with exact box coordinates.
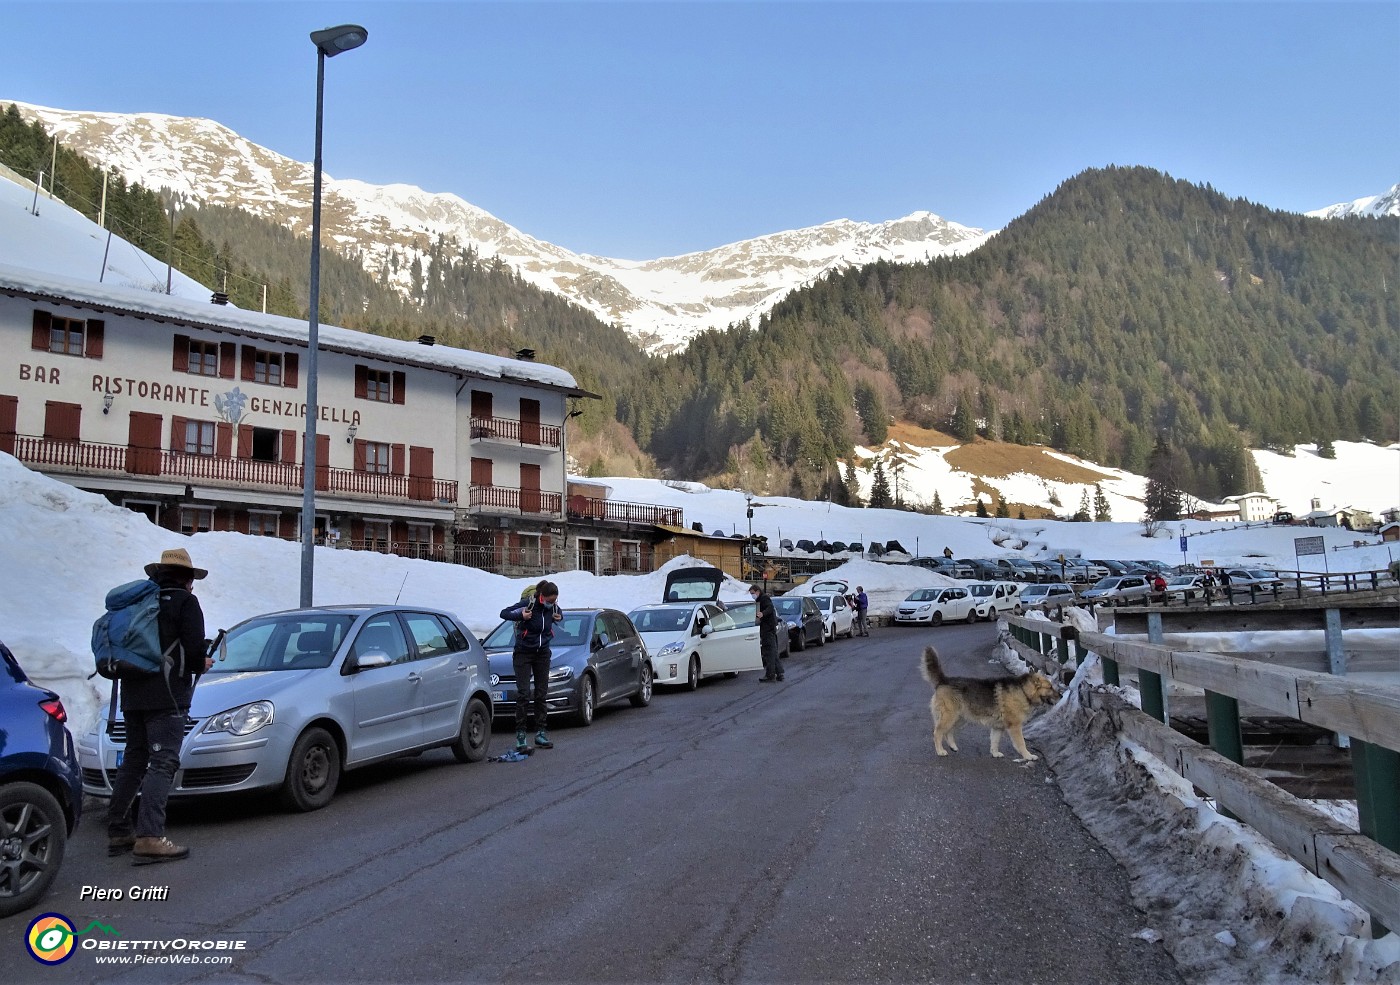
[106,548,212,864]
[500,580,562,753]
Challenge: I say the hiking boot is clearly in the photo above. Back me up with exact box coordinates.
[534,729,553,749]
[515,728,530,753]
[132,836,189,865]
[107,833,136,857]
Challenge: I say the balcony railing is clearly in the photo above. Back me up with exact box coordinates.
[469,416,562,450]
[566,494,683,527]
[468,483,563,517]
[11,436,457,504]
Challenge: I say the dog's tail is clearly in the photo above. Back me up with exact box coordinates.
[919,646,945,686]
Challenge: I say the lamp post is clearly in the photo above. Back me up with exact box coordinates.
[300,23,367,608]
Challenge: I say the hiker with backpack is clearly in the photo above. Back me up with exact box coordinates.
[500,579,563,753]
[104,548,211,865]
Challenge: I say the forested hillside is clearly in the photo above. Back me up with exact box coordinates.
[618,167,1398,499]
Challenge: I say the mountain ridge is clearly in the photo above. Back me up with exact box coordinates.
[8,101,992,354]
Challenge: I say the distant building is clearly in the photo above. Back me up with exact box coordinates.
[1380,522,1400,543]
[1220,492,1275,523]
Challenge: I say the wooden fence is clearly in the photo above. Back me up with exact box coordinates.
[1004,609,1400,936]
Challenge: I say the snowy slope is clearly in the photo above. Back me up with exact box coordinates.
[1307,182,1400,219]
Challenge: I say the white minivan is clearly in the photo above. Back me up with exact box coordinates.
[965,581,1022,621]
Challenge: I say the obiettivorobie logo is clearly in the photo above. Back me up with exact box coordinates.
[24,912,248,967]
[25,913,117,965]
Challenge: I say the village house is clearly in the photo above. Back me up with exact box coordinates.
[0,265,677,577]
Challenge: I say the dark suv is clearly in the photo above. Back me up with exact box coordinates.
[0,639,82,917]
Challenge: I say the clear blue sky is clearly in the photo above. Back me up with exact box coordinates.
[3,1,1396,259]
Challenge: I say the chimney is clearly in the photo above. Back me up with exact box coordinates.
[210,291,229,305]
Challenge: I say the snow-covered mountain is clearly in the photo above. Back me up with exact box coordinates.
[8,101,993,355]
[1307,182,1400,220]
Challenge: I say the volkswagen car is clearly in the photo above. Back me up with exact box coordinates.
[480,607,652,726]
[79,605,494,813]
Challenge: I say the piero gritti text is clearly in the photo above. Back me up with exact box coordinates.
[80,884,171,901]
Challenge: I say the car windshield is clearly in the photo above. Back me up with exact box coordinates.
[811,596,833,611]
[1022,587,1048,597]
[1247,570,1274,579]
[628,606,693,634]
[208,614,357,672]
[772,598,805,616]
[483,614,589,648]
[968,585,992,597]
[1166,577,1194,587]
[1089,577,1121,590]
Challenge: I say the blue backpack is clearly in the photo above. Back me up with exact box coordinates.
[91,580,173,680]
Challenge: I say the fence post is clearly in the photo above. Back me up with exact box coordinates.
[1056,625,1074,667]
[1325,607,1351,750]
[1351,739,1399,937]
[1139,611,1168,724]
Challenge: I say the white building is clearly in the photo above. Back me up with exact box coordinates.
[0,264,684,575]
[1221,492,1276,523]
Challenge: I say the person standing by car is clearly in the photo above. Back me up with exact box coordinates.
[107,548,211,865]
[1218,568,1232,597]
[853,586,870,636]
[501,580,563,752]
[750,584,782,682]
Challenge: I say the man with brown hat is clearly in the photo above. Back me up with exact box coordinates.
[106,547,212,864]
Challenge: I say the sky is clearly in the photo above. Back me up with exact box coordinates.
[2,1,1397,259]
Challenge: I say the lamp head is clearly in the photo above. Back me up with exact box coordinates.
[311,24,368,57]
[346,424,358,444]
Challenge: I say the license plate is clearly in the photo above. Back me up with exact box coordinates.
[115,750,123,768]
[492,690,508,702]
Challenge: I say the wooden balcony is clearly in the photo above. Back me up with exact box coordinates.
[468,483,563,517]
[566,494,683,527]
[469,416,562,450]
[9,435,457,505]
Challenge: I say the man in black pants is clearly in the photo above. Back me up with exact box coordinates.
[750,584,782,682]
[107,548,211,865]
[501,580,563,751]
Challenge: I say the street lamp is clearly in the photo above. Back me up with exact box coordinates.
[300,23,368,608]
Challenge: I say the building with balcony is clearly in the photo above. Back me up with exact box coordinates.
[1,264,611,572]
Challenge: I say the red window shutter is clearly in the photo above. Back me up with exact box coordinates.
[279,514,296,539]
[219,342,236,379]
[281,429,297,464]
[353,439,367,471]
[354,365,368,399]
[233,512,250,535]
[241,346,256,381]
[172,335,190,372]
[212,509,232,532]
[32,310,52,350]
[237,425,253,458]
[391,443,406,476]
[314,433,330,491]
[0,395,16,456]
[215,422,233,458]
[170,416,188,451]
[44,402,82,442]
[283,352,299,388]
[392,371,406,405]
[350,518,365,542]
[85,320,104,358]
[408,446,433,500]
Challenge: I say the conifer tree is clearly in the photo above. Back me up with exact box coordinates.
[932,490,944,515]
[1093,484,1112,522]
[843,461,862,506]
[975,498,989,518]
[1073,490,1092,522]
[1145,435,1185,521]
[995,495,1009,518]
[869,461,892,508]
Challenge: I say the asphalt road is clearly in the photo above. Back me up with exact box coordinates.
[21,623,1183,985]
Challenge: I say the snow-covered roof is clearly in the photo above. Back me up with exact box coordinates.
[0,261,596,398]
[1221,492,1274,503]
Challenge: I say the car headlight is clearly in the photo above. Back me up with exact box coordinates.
[656,641,685,657]
[917,604,931,613]
[786,619,798,630]
[203,700,274,736]
[549,665,574,682]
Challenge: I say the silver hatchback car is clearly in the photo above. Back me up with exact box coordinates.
[78,604,495,812]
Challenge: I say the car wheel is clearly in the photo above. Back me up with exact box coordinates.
[931,612,943,627]
[574,673,597,726]
[685,655,701,691]
[792,630,806,652]
[0,781,67,918]
[449,697,491,763]
[280,726,340,813]
[814,627,826,647]
[965,609,977,624]
[630,663,653,708]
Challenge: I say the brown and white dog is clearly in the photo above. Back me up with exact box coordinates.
[920,646,1059,760]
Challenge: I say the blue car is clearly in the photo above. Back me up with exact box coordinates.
[0,639,82,918]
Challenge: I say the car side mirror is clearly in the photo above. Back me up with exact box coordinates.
[349,650,392,673]
[700,624,713,638]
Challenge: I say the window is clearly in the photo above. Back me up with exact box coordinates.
[253,351,282,386]
[406,523,433,552]
[249,511,280,537]
[402,612,458,659]
[350,615,410,666]
[188,339,219,376]
[517,533,542,566]
[364,520,391,552]
[32,311,103,358]
[179,419,216,456]
[179,506,213,535]
[366,369,391,402]
[616,540,641,572]
[364,442,392,474]
[355,365,405,404]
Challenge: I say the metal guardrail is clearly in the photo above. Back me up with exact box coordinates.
[1005,611,1400,936]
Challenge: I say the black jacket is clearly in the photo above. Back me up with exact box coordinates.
[119,574,207,713]
[500,598,557,651]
